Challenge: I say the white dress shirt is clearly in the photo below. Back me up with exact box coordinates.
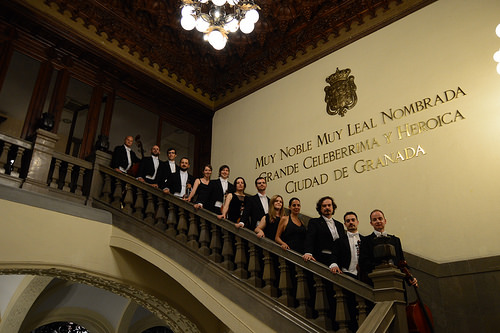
[145,155,159,180]
[258,193,269,214]
[323,216,340,241]
[343,231,361,275]
[119,145,132,173]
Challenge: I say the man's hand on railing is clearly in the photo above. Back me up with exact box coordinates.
[302,253,316,262]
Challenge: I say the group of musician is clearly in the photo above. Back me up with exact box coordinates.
[111,135,419,331]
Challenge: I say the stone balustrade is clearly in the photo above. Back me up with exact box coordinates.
[0,132,32,186]
[0,128,409,332]
[93,166,408,333]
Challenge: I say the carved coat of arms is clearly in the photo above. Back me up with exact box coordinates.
[324,68,357,117]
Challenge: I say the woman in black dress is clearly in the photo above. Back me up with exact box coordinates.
[218,177,247,226]
[275,197,306,253]
[186,164,212,208]
[255,194,284,240]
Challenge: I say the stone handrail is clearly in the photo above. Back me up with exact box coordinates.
[0,132,32,180]
[0,129,409,332]
[92,165,409,333]
[49,151,93,197]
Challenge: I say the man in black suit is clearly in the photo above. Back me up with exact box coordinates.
[338,211,363,332]
[204,165,234,214]
[111,136,140,173]
[162,147,178,187]
[137,145,163,188]
[302,196,346,274]
[240,176,269,230]
[338,211,362,277]
[162,157,194,198]
[358,209,418,287]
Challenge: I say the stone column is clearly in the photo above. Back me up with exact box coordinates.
[86,150,112,205]
[21,129,59,193]
[369,264,409,333]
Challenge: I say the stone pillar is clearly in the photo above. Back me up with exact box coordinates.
[21,129,59,193]
[86,150,112,205]
[369,264,409,333]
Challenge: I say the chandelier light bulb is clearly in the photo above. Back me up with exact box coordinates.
[181,15,197,30]
[239,18,255,34]
[224,18,239,33]
[245,9,259,24]
[212,0,226,6]
[496,23,500,38]
[181,5,195,17]
[196,17,210,32]
[494,49,500,63]
[208,29,227,50]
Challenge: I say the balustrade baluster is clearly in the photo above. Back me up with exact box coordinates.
[295,267,312,318]
[313,275,333,330]
[247,244,262,287]
[0,142,12,173]
[262,250,277,297]
[278,257,295,307]
[111,178,123,208]
[62,162,74,192]
[356,295,367,326]
[122,183,134,214]
[143,192,155,225]
[221,229,235,270]
[133,188,145,219]
[165,203,177,237]
[10,146,25,177]
[75,166,85,195]
[155,198,167,230]
[100,173,112,203]
[49,159,61,188]
[198,218,211,256]
[208,224,222,263]
[233,236,248,279]
[187,212,199,250]
[176,207,188,242]
[334,284,350,332]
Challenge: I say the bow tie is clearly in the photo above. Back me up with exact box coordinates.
[375,231,388,237]
[347,232,359,238]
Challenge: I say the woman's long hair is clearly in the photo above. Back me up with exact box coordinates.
[269,195,284,221]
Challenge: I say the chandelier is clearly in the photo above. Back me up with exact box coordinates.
[180,0,260,50]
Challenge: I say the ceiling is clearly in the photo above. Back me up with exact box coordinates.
[4,0,434,111]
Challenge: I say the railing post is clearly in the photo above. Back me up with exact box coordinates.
[87,150,111,205]
[198,218,211,256]
[0,142,11,174]
[369,264,409,333]
[22,129,58,193]
[262,250,277,297]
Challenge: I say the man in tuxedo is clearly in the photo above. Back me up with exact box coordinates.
[240,177,269,230]
[162,157,194,198]
[358,209,418,287]
[111,136,140,173]
[163,147,178,186]
[302,196,346,274]
[204,165,234,214]
[339,211,362,332]
[338,211,362,277]
[137,145,163,187]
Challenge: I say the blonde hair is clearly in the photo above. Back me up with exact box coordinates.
[269,195,284,221]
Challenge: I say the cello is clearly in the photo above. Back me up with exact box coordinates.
[399,260,435,333]
[127,134,144,177]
